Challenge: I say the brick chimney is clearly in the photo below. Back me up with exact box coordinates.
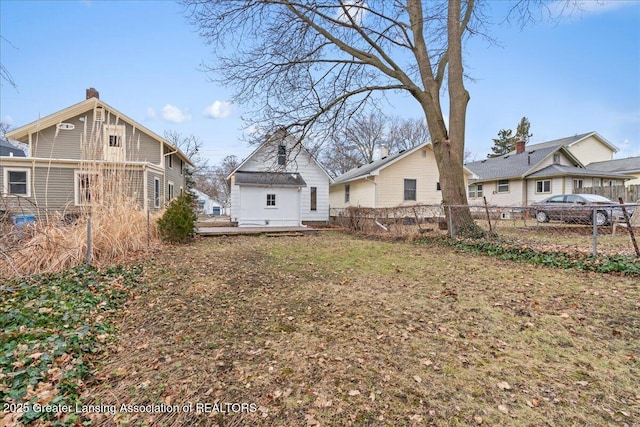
[86,87,99,100]
[516,139,525,154]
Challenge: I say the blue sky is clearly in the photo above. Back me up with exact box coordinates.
[1,0,639,166]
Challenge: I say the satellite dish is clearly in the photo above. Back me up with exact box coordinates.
[57,123,75,130]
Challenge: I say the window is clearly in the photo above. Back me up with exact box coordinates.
[573,179,583,189]
[404,179,417,201]
[3,169,30,196]
[536,180,551,194]
[167,153,173,169]
[180,159,183,175]
[436,182,441,191]
[594,178,602,187]
[168,182,174,200]
[468,184,483,199]
[266,193,276,207]
[154,177,160,208]
[553,153,560,164]
[103,124,125,161]
[344,184,350,203]
[75,171,99,205]
[310,187,317,211]
[108,134,122,147]
[277,145,286,166]
[497,179,509,193]
[94,106,104,122]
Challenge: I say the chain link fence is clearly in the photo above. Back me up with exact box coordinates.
[330,201,640,258]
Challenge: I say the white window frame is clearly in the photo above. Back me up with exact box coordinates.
[74,170,100,206]
[103,124,126,161]
[167,152,173,169]
[344,184,350,203]
[168,181,175,200]
[497,179,509,193]
[154,177,161,208]
[468,183,483,199]
[573,179,583,189]
[266,193,276,207]
[536,179,551,194]
[2,168,31,197]
[404,179,417,201]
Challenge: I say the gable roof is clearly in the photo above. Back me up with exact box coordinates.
[333,141,461,185]
[586,156,640,174]
[0,139,26,157]
[518,131,618,153]
[5,97,193,166]
[466,144,585,181]
[229,129,333,182]
[234,171,307,187]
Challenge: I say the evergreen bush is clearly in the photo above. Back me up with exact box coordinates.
[157,193,197,243]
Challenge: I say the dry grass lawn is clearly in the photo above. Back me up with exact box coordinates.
[84,232,639,427]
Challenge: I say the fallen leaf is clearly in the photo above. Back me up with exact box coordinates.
[413,375,422,383]
[559,313,570,318]
[498,404,508,414]
[497,381,511,390]
[575,381,589,387]
[474,415,483,424]
[348,390,360,396]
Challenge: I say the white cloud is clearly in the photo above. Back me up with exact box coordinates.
[203,100,233,119]
[1,115,14,125]
[336,0,368,25]
[145,107,156,120]
[161,104,192,123]
[550,0,637,19]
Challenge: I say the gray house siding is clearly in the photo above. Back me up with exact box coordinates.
[147,170,164,211]
[30,110,161,165]
[164,152,185,202]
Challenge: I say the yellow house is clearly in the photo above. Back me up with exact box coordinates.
[586,156,640,186]
[329,142,472,209]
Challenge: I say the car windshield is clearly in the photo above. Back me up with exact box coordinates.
[579,194,614,203]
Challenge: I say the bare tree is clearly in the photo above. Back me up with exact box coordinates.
[0,36,17,89]
[212,155,240,208]
[387,116,430,152]
[182,0,523,230]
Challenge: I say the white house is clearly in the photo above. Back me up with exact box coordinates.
[227,129,332,227]
[191,189,227,216]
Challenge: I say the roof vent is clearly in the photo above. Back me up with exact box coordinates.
[503,155,510,159]
[381,156,387,160]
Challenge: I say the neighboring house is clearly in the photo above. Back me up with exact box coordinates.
[228,129,332,226]
[191,188,227,216]
[586,156,640,186]
[518,131,618,166]
[329,142,473,209]
[0,140,26,157]
[465,138,630,206]
[1,88,192,216]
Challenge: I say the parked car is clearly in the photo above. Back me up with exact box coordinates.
[530,194,635,226]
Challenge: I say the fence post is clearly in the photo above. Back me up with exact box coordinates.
[592,207,598,258]
[448,205,454,238]
[147,208,151,249]
[86,213,92,266]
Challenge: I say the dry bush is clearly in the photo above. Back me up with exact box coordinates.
[0,198,158,277]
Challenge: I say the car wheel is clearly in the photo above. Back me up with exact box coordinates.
[593,210,608,226]
[536,211,548,223]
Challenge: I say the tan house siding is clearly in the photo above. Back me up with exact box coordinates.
[477,178,525,206]
[569,135,615,165]
[376,148,442,207]
[329,179,376,209]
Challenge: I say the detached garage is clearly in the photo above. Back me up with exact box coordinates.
[234,171,306,227]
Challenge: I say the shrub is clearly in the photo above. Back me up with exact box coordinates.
[157,193,197,243]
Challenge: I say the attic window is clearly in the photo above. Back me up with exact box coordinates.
[553,153,560,164]
[94,106,104,122]
[277,145,286,166]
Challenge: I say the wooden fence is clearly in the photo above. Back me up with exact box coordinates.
[575,185,639,202]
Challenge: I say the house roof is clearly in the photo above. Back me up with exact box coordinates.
[586,156,640,174]
[517,131,618,153]
[525,164,633,180]
[465,145,581,181]
[0,139,26,157]
[234,171,307,187]
[4,97,193,166]
[229,128,333,182]
[332,142,463,185]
